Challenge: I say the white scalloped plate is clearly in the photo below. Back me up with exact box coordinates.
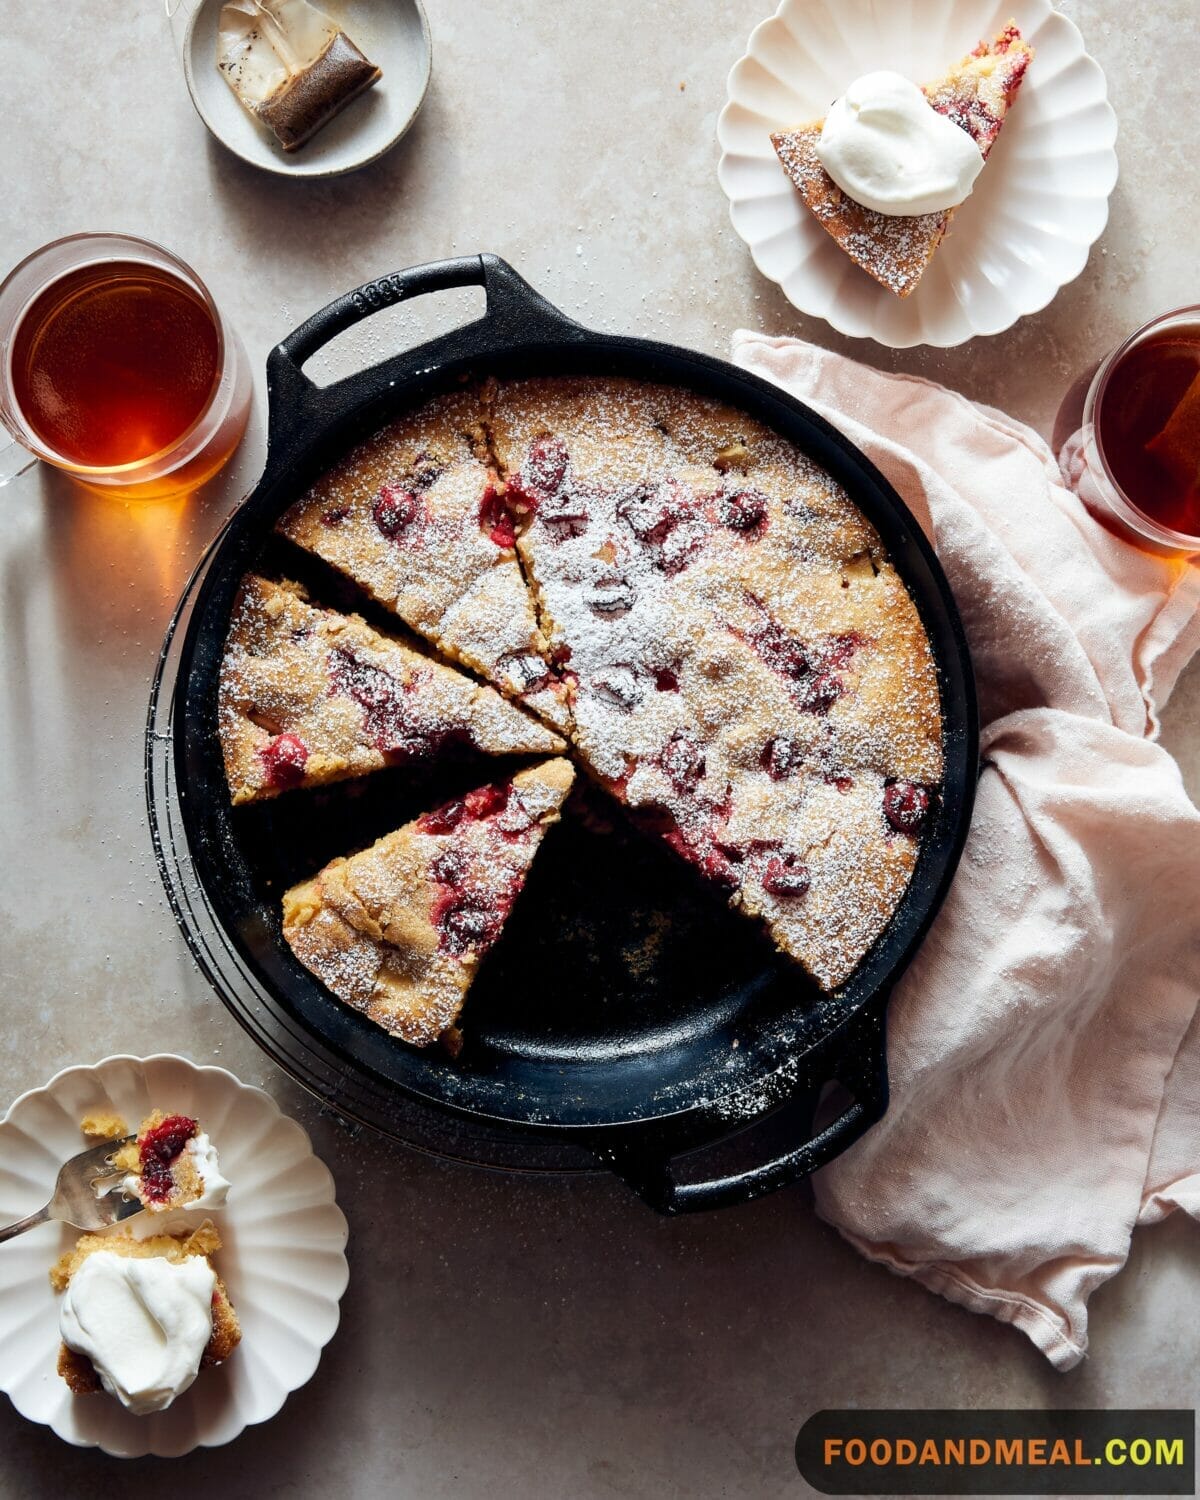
[717,0,1118,347]
[0,1055,349,1458]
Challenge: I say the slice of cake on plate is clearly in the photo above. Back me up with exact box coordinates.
[770,22,1034,297]
[219,574,564,804]
[281,758,575,1048]
[277,390,572,731]
[51,1221,241,1415]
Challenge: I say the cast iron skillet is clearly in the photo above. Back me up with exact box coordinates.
[172,254,978,1213]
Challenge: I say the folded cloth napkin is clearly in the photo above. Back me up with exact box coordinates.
[732,332,1200,1370]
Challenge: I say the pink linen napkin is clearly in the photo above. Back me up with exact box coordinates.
[732,332,1200,1370]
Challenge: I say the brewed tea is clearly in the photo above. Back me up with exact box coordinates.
[11,261,220,469]
[1097,323,1200,539]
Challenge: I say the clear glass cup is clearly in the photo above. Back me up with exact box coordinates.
[0,232,251,501]
[1075,306,1200,555]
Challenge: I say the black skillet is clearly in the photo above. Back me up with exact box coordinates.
[170,254,978,1213]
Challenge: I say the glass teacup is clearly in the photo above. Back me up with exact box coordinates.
[0,232,251,501]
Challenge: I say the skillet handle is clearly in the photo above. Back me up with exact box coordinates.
[264,253,585,454]
[594,997,889,1216]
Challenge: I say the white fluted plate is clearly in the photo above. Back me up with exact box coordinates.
[717,0,1118,347]
[0,1055,349,1457]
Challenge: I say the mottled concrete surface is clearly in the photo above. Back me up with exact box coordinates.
[1,1,1198,1494]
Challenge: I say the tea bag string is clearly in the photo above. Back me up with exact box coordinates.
[163,0,200,59]
[163,0,314,75]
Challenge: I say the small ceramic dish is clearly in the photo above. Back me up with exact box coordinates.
[717,0,1118,348]
[181,0,431,178]
[0,1054,348,1457]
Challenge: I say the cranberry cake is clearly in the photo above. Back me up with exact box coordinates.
[770,23,1034,297]
[486,377,942,990]
[277,390,572,731]
[219,574,563,803]
[281,758,575,1048]
[243,373,944,1013]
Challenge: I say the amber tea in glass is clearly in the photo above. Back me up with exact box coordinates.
[0,234,250,499]
[1081,308,1200,552]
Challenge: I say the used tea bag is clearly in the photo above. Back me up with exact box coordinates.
[217,0,382,152]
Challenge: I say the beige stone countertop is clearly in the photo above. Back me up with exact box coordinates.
[1,0,1198,1494]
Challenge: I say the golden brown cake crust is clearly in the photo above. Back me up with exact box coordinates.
[770,23,1035,297]
[52,1222,241,1396]
[219,574,564,804]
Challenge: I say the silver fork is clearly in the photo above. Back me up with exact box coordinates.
[0,1137,144,1243]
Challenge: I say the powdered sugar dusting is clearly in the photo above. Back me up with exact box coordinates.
[488,375,943,990]
[273,372,944,1002]
[276,391,571,731]
[771,128,949,298]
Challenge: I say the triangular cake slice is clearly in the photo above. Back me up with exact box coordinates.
[281,758,575,1048]
[277,389,571,731]
[771,22,1034,297]
[219,575,564,804]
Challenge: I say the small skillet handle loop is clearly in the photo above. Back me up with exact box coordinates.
[598,996,890,1216]
[264,253,586,456]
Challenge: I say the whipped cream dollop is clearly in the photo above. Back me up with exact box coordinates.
[59,1252,215,1415]
[815,71,984,216]
[186,1133,232,1206]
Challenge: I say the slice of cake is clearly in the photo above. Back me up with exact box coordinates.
[51,1222,240,1415]
[281,758,575,1048]
[219,574,564,804]
[277,390,572,732]
[770,23,1034,297]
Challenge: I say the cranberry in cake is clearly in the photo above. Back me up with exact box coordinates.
[219,575,564,803]
[281,758,575,1048]
[276,389,572,731]
[770,23,1035,297]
